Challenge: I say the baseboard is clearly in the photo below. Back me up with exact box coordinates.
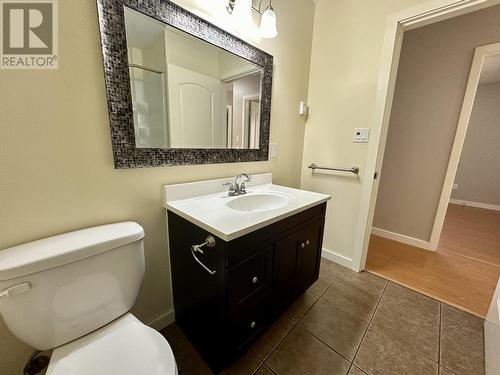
[371,227,435,251]
[147,309,175,331]
[449,199,500,212]
[321,248,354,270]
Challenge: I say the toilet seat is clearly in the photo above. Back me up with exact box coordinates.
[46,313,177,375]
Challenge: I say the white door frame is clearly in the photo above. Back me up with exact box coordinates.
[429,42,500,249]
[354,0,500,271]
[241,93,260,148]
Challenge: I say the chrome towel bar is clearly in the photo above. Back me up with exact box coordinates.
[308,163,360,175]
[191,235,217,275]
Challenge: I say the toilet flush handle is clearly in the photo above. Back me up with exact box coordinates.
[0,282,31,298]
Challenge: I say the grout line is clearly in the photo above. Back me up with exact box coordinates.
[336,271,388,300]
[350,281,389,369]
[369,282,443,365]
[261,265,345,365]
[252,363,277,375]
[258,319,299,363]
[299,323,355,364]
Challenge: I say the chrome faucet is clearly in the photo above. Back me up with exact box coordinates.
[224,173,252,196]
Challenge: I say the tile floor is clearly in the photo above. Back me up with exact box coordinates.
[160,258,485,375]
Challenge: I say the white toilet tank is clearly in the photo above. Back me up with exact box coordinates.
[0,222,145,350]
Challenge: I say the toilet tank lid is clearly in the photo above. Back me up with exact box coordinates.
[0,222,144,281]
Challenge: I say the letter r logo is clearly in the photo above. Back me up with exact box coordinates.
[2,2,53,54]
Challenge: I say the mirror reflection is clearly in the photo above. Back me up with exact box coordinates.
[124,7,263,149]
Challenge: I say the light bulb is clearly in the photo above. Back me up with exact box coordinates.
[259,5,277,38]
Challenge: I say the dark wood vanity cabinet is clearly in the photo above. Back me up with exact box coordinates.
[168,203,326,371]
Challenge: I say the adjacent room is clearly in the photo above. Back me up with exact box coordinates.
[366,5,500,320]
[1,1,499,375]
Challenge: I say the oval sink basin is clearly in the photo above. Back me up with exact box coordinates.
[226,192,292,213]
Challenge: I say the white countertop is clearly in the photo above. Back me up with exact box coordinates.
[163,174,330,241]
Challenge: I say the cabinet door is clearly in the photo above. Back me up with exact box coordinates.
[296,219,324,294]
[274,234,299,309]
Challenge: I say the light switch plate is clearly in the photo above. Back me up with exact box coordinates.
[269,143,278,157]
[353,128,370,143]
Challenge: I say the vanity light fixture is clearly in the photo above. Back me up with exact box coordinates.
[226,0,278,39]
[257,0,278,39]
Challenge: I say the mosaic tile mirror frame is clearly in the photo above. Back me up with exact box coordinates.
[96,0,274,168]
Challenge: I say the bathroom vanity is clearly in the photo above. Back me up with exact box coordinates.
[164,174,330,370]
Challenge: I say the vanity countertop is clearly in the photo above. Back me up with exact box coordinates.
[163,173,330,241]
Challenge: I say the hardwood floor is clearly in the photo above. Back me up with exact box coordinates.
[366,204,500,318]
[440,203,500,266]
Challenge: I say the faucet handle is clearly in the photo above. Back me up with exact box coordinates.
[240,181,248,194]
[223,182,236,196]
[238,174,252,194]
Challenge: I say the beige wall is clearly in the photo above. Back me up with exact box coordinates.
[300,0,426,264]
[0,0,315,373]
[451,82,500,206]
[373,4,500,241]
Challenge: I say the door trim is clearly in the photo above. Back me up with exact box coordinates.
[371,227,434,251]
[428,42,500,250]
[321,248,353,269]
[355,0,500,271]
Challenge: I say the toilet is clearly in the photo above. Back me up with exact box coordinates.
[0,222,177,375]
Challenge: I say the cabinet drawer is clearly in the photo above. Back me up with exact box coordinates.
[228,246,273,315]
[229,292,273,350]
[227,203,326,267]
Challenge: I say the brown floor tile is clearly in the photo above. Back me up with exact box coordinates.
[220,351,262,375]
[339,269,387,296]
[300,298,368,360]
[354,326,438,375]
[384,282,440,322]
[282,290,319,323]
[440,367,456,375]
[251,315,296,360]
[348,366,368,375]
[163,266,488,375]
[308,275,333,296]
[370,297,439,361]
[319,258,346,281]
[322,278,380,322]
[440,305,485,375]
[441,304,484,341]
[254,365,276,375]
[266,326,350,375]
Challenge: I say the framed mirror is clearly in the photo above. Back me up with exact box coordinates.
[96,0,273,168]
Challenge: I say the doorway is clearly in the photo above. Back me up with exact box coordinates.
[363,11,500,317]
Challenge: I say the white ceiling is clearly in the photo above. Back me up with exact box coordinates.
[479,55,500,85]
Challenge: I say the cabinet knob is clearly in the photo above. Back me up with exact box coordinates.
[252,276,258,284]
[306,240,310,246]
[250,321,256,329]
[301,242,306,248]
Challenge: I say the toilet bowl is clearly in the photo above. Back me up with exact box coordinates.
[46,314,177,375]
[0,222,177,374]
